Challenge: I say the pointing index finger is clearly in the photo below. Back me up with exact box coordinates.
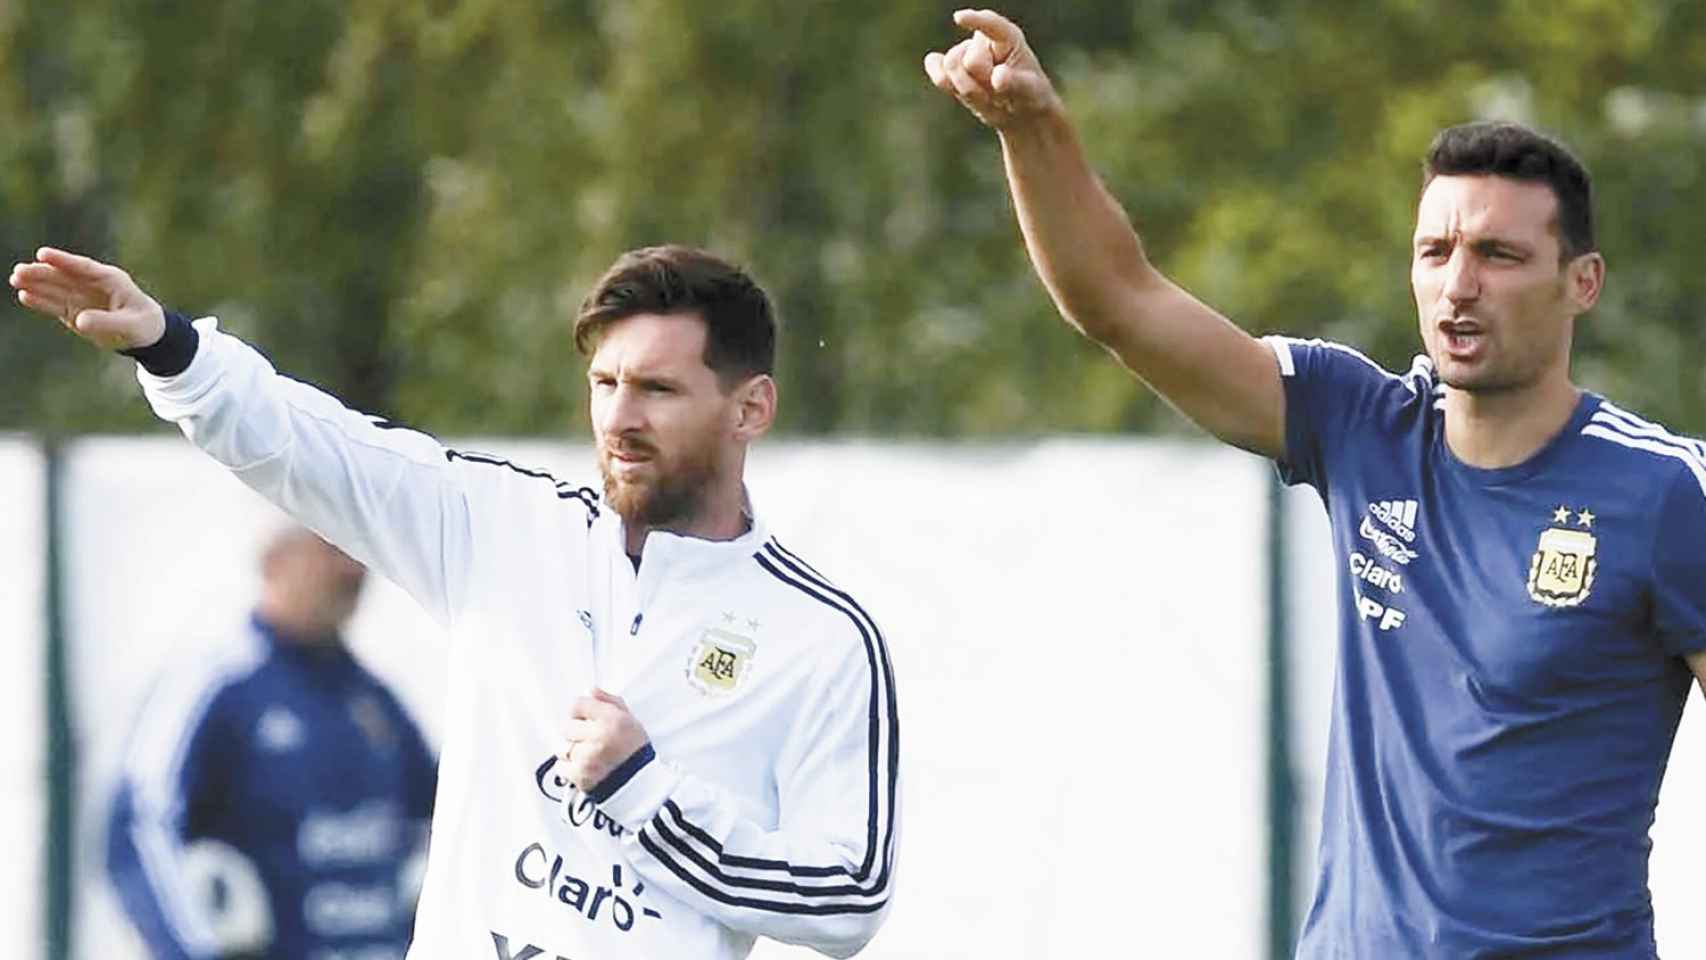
[953,8,1022,60]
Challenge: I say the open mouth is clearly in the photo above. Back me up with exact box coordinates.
[1438,320,1484,357]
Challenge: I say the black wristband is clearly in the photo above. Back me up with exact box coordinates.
[118,310,199,377]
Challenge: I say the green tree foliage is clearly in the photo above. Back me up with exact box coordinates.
[2,1,1703,437]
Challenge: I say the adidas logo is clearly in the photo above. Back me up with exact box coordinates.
[256,706,306,752]
[1368,499,1418,543]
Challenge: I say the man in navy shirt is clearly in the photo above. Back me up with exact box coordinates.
[928,10,1706,958]
[108,527,437,960]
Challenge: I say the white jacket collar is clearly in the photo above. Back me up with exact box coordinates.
[597,487,769,579]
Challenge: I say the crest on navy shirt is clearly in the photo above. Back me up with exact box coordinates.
[348,694,398,752]
[1527,507,1598,607]
[686,627,756,696]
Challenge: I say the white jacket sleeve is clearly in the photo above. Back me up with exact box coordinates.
[137,317,472,624]
[590,622,901,957]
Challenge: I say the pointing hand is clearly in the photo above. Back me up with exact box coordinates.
[923,9,1061,131]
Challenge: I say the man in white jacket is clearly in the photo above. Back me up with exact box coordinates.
[13,244,900,960]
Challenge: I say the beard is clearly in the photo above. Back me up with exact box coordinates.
[1428,340,1544,395]
[598,432,722,531]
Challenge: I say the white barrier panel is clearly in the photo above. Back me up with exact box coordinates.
[0,439,45,959]
[1282,484,1706,955]
[1281,485,1335,937]
[1647,663,1706,951]
[65,436,1270,960]
[746,440,1269,960]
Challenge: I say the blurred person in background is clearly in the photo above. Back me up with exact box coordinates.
[929,8,1706,959]
[107,526,436,960]
[13,244,898,959]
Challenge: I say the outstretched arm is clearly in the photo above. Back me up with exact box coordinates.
[11,248,474,624]
[925,10,1285,458]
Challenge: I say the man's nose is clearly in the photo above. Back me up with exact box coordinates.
[1442,248,1480,304]
[597,384,645,436]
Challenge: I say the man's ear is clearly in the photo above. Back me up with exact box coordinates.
[1566,251,1605,313]
[732,374,777,440]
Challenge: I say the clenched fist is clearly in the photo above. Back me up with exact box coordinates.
[561,688,651,795]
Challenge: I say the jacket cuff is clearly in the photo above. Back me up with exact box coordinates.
[590,745,683,833]
[586,742,654,803]
[119,309,199,377]
[135,316,227,406]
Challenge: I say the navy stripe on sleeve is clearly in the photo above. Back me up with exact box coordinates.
[587,742,655,804]
[444,449,600,522]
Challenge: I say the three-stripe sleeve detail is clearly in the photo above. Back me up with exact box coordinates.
[634,538,898,915]
[1581,402,1706,499]
[121,635,268,952]
[1264,337,1429,396]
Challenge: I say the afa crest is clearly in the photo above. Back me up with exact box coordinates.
[347,695,397,751]
[1527,523,1598,607]
[687,628,756,696]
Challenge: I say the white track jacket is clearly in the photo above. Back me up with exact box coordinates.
[136,319,901,959]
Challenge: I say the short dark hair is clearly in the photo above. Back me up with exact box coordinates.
[574,245,776,388]
[1422,121,1595,261]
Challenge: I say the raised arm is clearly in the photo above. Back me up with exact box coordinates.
[11,248,474,623]
[925,10,1285,458]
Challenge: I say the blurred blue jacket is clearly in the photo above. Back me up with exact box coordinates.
[107,614,437,960]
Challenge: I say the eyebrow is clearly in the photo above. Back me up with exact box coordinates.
[1412,233,1533,256]
[1469,237,1531,256]
[588,367,684,391]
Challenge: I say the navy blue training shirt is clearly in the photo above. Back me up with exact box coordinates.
[1271,337,1706,959]
[108,615,438,960]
